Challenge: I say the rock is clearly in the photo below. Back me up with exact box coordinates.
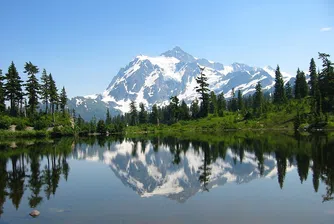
[29,210,40,217]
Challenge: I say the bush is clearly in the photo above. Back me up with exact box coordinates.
[0,116,12,130]
[15,121,26,131]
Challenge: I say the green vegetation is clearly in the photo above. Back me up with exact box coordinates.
[120,52,334,134]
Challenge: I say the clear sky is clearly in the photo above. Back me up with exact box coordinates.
[0,0,333,97]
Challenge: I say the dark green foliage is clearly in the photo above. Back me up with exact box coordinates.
[229,88,238,112]
[318,52,334,112]
[105,109,112,126]
[253,82,263,116]
[138,103,148,124]
[179,100,190,120]
[209,91,217,115]
[195,67,210,117]
[129,100,138,126]
[40,69,49,114]
[0,69,5,113]
[149,104,159,125]
[4,62,23,116]
[48,74,58,116]
[217,92,226,117]
[190,98,199,119]
[309,58,318,97]
[170,96,179,123]
[285,82,293,100]
[0,115,11,129]
[24,62,40,117]
[273,65,286,104]
[96,119,106,133]
[295,68,308,99]
[59,86,67,114]
[237,90,244,111]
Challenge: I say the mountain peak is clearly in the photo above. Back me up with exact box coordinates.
[161,46,196,63]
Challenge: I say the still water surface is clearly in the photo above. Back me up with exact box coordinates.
[0,133,333,223]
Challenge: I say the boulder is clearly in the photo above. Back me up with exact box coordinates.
[29,210,40,217]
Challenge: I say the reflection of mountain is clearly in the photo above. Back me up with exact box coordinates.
[73,140,293,203]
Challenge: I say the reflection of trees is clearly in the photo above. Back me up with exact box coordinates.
[0,138,73,214]
[126,132,334,202]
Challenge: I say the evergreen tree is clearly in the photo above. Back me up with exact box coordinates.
[170,96,179,123]
[40,69,50,113]
[299,71,309,98]
[285,82,293,100]
[105,108,112,126]
[179,100,190,120]
[129,100,138,126]
[229,88,238,112]
[190,98,199,119]
[59,86,67,114]
[24,62,40,116]
[253,81,263,116]
[195,66,210,117]
[209,91,217,115]
[295,68,302,99]
[318,52,334,112]
[0,69,5,113]
[309,58,318,96]
[149,104,159,125]
[4,62,23,116]
[48,74,58,117]
[138,103,147,124]
[273,65,286,104]
[237,90,244,111]
[217,92,226,117]
[96,120,106,134]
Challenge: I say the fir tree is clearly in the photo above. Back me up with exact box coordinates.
[40,69,50,113]
[4,62,23,116]
[48,74,58,117]
[170,96,179,123]
[299,71,309,98]
[179,100,190,120]
[209,91,217,115]
[105,108,112,126]
[0,69,5,113]
[237,90,244,111]
[129,100,138,126]
[190,98,199,119]
[195,66,210,117]
[229,88,238,112]
[309,58,318,97]
[138,103,147,124]
[318,52,334,112]
[285,82,293,100]
[149,104,159,125]
[217,92,226,117]
[253,81,263,116]
[273,65,286,104]
[24,62,40,116]
[59,86,67,114]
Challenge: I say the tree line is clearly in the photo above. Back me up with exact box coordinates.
[0,61,69,130]
[99,52,333,130]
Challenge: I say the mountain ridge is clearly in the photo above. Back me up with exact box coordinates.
[68,47,294,120]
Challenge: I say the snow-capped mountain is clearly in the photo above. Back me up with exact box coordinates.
[72,139,294,203]
[69,47,294,120]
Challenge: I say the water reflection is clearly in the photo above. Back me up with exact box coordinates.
[0,132,333,217]
[0,138,73,217]
[73,133,334,203]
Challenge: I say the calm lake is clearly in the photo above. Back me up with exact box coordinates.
[0,132,333,224]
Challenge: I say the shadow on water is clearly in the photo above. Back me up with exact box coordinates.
[0,131,333,216]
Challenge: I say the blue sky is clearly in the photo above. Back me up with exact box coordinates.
[0,0,333,97]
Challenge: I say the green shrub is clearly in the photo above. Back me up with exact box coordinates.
[15,121,26,131]
[34,118,50,130]
[0,116,12,130]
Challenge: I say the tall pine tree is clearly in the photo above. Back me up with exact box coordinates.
[217,92,226,117]
[138,103,147,124]
[149,104,159,125]
[129,100,138,126]
[0,69,5,113]
[24,62,40,116]
[195,66,210,117]
[253,81,263,116]
[48,74,58,117]
[285,82,293,100]
[4,62,23,116]
[40,69,50,113]
[273,65,286,104]
[318,52,334,112]
[309,58,318,97]
[59,86,67,114]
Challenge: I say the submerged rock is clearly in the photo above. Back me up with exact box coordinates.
[29,210,40,217]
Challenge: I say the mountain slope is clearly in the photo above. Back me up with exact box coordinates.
[69,47,293,120]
